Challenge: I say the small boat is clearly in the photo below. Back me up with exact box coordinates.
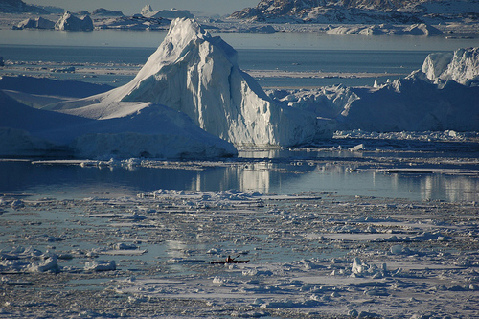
[210,255,249,264]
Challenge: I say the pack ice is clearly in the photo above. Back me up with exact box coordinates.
[55,18,327,147]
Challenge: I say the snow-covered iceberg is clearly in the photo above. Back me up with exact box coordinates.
[57,18,328,147]
[13,16,55,30]
[55,11,94,31]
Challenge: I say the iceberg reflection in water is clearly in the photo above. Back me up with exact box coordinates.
[1,153,477,202]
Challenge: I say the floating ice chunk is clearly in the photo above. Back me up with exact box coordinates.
[84,260,116,271]
[10,199,24,209]
[351,258,388,278]
[390,244,404,255]
[213,277,227,285]
[27,255,59,273]
[349,144,364,151]
[242,268,274,276]
[114,243,138,250]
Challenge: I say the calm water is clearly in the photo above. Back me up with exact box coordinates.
[1,29,478,50]
[0,44,430,87]
[1,158,478,202]
[1,29,478,87]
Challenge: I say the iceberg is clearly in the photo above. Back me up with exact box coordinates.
[422,47,479,85]
[55,11,94,31]
[269,47,479,132]
[59,18,327,147]
[14,16,55,30]
[141,5,193,19]
[0,86,237,159]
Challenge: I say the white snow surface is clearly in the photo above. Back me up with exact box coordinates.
[59,18,328,147]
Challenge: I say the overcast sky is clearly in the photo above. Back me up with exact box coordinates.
[26,0,259,15]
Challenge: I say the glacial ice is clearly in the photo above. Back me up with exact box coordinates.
[1,21,478,158]
[72,18,327,147]
[0,89,237,159]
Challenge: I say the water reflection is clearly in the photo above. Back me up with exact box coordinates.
[0,160,477,202]
[421,174,479,202]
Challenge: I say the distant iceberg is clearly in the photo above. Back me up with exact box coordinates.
[55,11,94,31]
[13,17,55,30]
[141,5,194,19]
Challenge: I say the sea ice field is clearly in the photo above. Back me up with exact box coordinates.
[1,134,478,318]
[1,18,479,318]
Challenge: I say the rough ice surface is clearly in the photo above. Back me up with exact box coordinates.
[82,18,327,147]
[422,47,479,85]
[13,16,55,30]
[1,189,478,318]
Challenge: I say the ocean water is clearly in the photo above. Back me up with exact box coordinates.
[0,44,429,87]
[1,29,478,50]
[1,158,478,202]
[1,29,478,87]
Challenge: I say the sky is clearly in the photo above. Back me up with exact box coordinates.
[25,0,260,16]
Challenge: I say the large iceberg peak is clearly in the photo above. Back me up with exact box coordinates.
[109,18,323,147]
[131,18,237,80]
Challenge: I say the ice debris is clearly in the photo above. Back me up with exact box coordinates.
[84,260,116,272]
[0,247,59,273]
